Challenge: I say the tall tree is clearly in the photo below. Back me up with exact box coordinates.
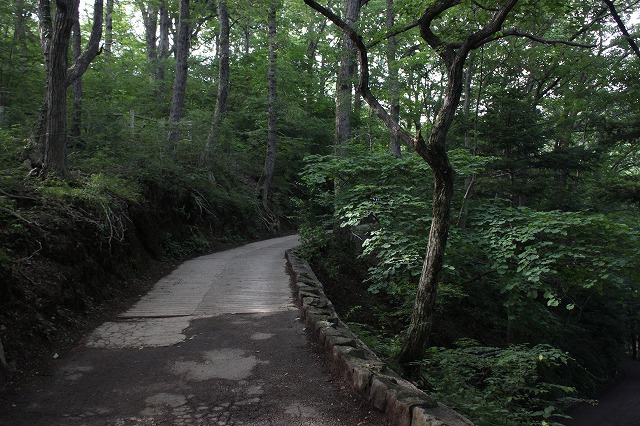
[303,0,593,364]
[71,8,82,140]
[34,0,102,174]
[259,3,278,211]
[104,0,113,54]
[167,0,190,153]
[386,0,401,157]
[334,0,362,154]
[202,0,229,162]
[138,0,158,62]
[14,0,29,72]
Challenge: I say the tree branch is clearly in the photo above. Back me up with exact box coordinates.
[602,0,640,60]
[417,0,460,57]
[302,0,425,154]
[66,0,103,86]
[464,0,518,53]
[366,20,420,49]
[482,29,597,49]
[472,0,499,11]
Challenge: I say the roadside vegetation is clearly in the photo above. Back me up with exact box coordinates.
[2,0,640,424]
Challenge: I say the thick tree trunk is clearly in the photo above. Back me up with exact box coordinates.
[386,0,401,158]
[167,0,190,154]
[43,0,78,176]
[201,0,229,162]
[139,0,158,62]
[32,0,102,173]
[259,4,278,207]
[158,1,171,59]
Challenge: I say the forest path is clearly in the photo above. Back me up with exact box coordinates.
[565,357,640,426]
[0,235,386,425]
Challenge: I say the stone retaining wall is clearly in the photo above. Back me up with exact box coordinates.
[286,250,474,426]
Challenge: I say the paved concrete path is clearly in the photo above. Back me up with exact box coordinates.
[0,235,387,425]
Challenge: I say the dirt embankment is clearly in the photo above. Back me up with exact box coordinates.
[0,180,253,391]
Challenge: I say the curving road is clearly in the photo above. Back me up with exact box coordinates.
[565,357,640,426]
[0,235,388,425]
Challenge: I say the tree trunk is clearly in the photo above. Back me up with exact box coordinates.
[104,0,113,54]
[71,11,82,141]
[65,0,103,86]
[42,0,78,176]
[32,0,102,173]
[139,0,158,62]
[167,0,190,154]
[302,0,518,365]
[201,0,229,162]
[457,52,476,228]
[386,0,401,158]
[334,0,360,155]
[14,0,29,72]
[259,4,278,208]
[396,58,461,365]
[157,0,171,86]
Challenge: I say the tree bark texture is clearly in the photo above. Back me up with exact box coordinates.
[158,1,171,60]
[167,0,190,154]
[202,0,229,162]
[104,0,113,54]
[14,0,29,72]
[139,0,158,62]
[43,0,78,175]
[32,0,102,172]
[259,4,278,207]
[71,13,82,140]
[334,0,361,155]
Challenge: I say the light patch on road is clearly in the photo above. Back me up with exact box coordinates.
[85,317,190,348]
[250,332,274,340]
[170,348,260,381]
[285,402,320,418]
[61,364,94,381]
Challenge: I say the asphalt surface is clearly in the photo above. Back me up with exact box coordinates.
[565,357,640,426]
[0,235,387,425]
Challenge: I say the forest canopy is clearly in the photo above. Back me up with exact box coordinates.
[1,0,640,424]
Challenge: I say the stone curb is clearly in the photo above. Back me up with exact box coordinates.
[285,250,475,426]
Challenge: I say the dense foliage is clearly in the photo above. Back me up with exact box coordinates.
[1,0,640,423]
